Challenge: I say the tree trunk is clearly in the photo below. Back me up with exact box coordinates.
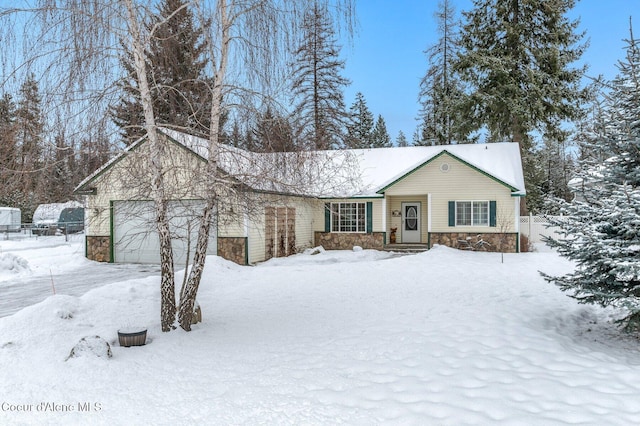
[177,0,230,330]
[123,0,176,331]
[178,196,215,330]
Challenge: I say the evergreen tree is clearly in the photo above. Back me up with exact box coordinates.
[291,1,350,150]
[412,126,423,146]
[0,94,17,190]
[456,0,588,212]
[345,92,374,149]
[418,0,468,145]
[47,132,76,202]
[111,0,211,144]
[542,25,640,331]
[539,132,575,203]
[573,92,610,163]
[78,130,111,179]
[228,120,245,149]
[253,107,296,153]
[395,130,409,147]
[15,73,44,207]
[371,115,391,148]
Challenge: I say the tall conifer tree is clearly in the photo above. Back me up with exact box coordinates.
[395,130,409,147]
[0,93,19,206]
[253,107,296,153]
[543,24,640,331]
[456,0,588,212]
[291,1,350,150]
[15,73,44,209]
[371,115,391,148]
[345,92,374,149]
[418,0,467,145]
[111,0,210,144]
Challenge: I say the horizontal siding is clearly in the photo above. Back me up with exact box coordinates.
[86,139,207,236]
[387,196,428,243]
[384,153,516,233]
[247,196,319,264]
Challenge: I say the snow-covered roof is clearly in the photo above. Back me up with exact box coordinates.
[340,143,525,196]
[161,129,525,197]
[76,128,525,198]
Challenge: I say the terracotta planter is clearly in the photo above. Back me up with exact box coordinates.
[118,329,147,347]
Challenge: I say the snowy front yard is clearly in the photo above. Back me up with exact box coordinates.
[1,239,640,425]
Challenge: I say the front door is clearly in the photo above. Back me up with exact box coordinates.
[402,202,421,243]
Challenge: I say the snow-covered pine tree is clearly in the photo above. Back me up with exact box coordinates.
[395,130,409,147]
[542,24,640,331]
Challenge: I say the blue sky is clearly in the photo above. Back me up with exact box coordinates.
[340,0,638,142]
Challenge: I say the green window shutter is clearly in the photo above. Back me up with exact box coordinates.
[324,203,331,232]
[366,202,373,234]
[490,201,497,227]
[448,201,455,227]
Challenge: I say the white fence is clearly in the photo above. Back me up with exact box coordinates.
[519,215,563,243]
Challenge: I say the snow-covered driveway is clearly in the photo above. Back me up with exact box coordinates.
[0,234,159,317]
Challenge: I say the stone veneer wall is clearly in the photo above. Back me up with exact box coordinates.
[430,232,518,253]
[217,237,247,265]
[314,232,385,250]
[87,235,248,265]
[86,236,111,262]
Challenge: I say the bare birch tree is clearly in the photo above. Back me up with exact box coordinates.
[1,0,357,332]
[176,0,356,330]
[122,0,178,331]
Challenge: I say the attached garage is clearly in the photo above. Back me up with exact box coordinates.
[112,200,217,264]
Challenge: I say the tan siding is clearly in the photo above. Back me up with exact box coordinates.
[384,153,516,233]
[85,138,208,237]
[386,196,428,243]
[245,195,318,264]
[247,213,263,264]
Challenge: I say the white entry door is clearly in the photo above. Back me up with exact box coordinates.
[402,202,421,243]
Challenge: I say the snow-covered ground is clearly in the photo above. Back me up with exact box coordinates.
[1,238,640,425]
[0,233,160,317]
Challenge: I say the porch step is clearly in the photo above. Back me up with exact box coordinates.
[383,244,430,254]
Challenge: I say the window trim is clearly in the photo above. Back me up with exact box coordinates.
[455,200,490,227]
[329,202,367,233]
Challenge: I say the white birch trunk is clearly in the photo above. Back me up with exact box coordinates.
[123,0,176,331]
[177,0,231,330]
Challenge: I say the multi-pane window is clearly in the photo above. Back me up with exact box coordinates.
[456,201,489,226]
[331,202,366,232]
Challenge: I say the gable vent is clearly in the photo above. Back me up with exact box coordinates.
[440,163,450,173]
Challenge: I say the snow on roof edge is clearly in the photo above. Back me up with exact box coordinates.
[75,128,526,198]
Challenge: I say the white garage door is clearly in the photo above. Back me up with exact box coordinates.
[113,200,217,264]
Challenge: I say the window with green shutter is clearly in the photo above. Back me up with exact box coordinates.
[449,200,495,227]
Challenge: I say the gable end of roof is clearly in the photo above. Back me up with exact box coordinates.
[376,149,520,194]
[74,129,208,194]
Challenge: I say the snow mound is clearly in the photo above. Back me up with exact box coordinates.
[0,252,31,279]
[303,246,326,255]
[260,247,396,267]
[66,336,112,361]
